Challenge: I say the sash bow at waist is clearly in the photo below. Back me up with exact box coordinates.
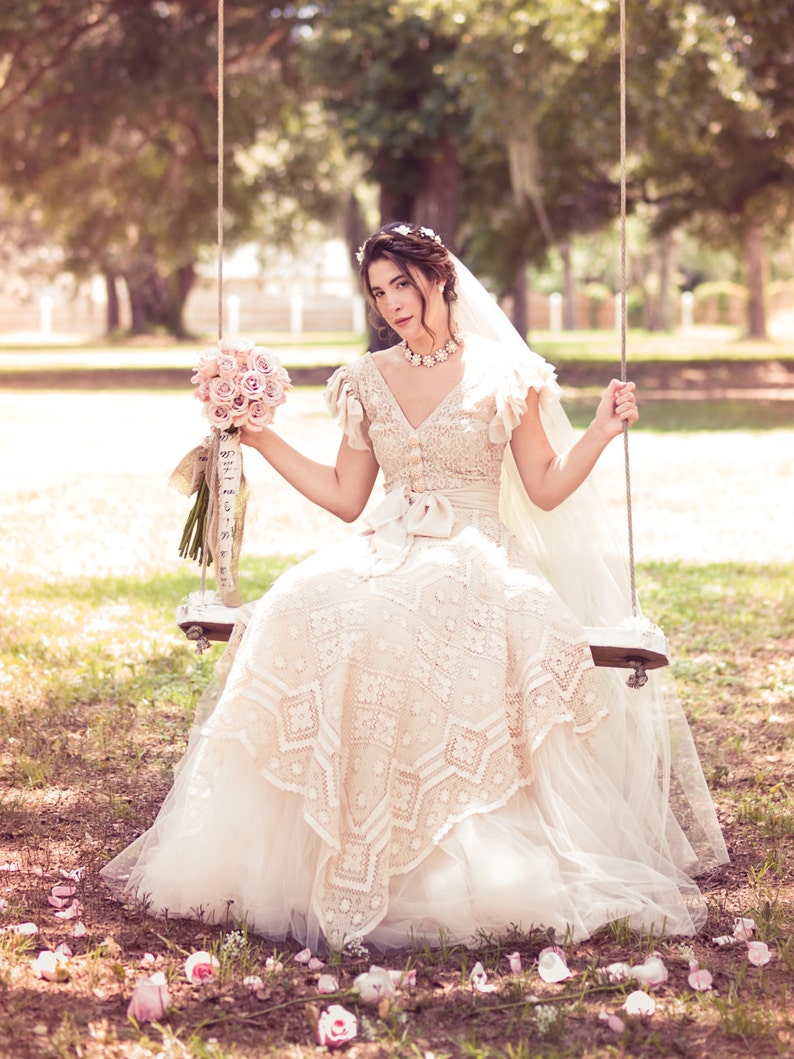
[363,484,500,573]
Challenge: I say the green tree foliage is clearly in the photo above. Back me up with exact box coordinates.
[0,0,338,335]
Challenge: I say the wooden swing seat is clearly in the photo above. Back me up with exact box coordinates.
[177,603,670,678]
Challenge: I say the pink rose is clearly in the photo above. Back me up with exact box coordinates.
[261,376,287,407]
[315,1004,357,1048]
[185,950,219,984]
[193,347,220,380]
[209,376,238,405]
[203,402,233,430]
[216,352,239,380]
[244,398,275,431]
[219,337,253,362]
[127,973,170,1022]
[239,370,265,400]
[247,346,277,375]
[194,379,211,402]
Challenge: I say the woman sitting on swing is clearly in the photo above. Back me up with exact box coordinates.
[102,222,727,951]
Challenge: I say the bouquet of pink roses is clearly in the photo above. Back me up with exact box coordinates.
[174,339,291,572]
[192,338,291,433]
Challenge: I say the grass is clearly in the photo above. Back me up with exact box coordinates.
[0,557,792,1058]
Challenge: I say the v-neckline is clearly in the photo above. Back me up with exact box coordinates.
[369,354,465,431]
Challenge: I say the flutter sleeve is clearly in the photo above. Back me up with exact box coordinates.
[324,365,371,451]
[488,353,563,443]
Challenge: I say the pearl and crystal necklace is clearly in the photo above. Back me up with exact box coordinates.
[400,328,463,368]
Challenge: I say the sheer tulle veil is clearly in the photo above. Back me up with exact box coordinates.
[451,252,728,879]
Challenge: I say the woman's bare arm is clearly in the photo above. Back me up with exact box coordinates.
[510,379,638,511]
[239,426,380,523]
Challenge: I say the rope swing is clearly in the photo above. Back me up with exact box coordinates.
[177,0,670,686]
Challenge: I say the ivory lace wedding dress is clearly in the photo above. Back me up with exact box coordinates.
[102,337,727,950]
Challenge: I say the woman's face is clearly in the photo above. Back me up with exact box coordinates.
[367,257,445,347]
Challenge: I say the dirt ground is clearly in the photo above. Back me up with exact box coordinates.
[0,377,791,1058]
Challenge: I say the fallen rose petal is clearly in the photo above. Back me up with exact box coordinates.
[601,961,632,983]
[47,894,71,909]
[243,975,265,992]
[53,900,83,921]
[387,967,417,989]
[506,951,522,974]
[308,957,325,971]
[468,961,498,993]
[598,1012,626,1033]
[50,885,76,899]
[265,956,284,972]
[139,953,156,969]
[537,946,571,983]
[32,866,44,877]
[747,941,772,967]
[127,975,171,1023]
[623,990,655,1016]
[13,922,38,936]
[354,966,396,1004]
[733,917,755,941]
[54,943,72,957]
[32,949,70,983]
[317,973,339,994]
[59,868,84,882]
[630,955,668,988]
[184,950,219,984]
[293,947,312,964]
[316,1003,357,1048]
[687,965,713,991]
[71,922,87,938]
[0,861,19,872]
[712,934,737,947]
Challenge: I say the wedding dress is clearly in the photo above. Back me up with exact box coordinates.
[101,333,728,951]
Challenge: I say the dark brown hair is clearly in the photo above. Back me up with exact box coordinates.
[358,222,458,345]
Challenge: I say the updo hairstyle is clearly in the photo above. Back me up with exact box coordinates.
[357,223,458,345]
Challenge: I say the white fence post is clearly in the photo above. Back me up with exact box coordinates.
[549,292,563,333]
[40,294,53,336]
[227,294,241,336]
[681,291,694,332]
[290,293,303,335]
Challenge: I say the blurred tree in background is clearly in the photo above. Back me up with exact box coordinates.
[0,0,792,338]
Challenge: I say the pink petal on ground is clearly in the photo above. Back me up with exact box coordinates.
[139,953,156,969]
[53,900,83,921]
[71,922,87,938]
[537,946,571,983]
[601,961,632,983]
[32,950,70,982]
[243,975,265,992]
[468,961,498,993]
[747,941,772,967]
[506,951,522,974]
[687,964,713,991]
[50,885,76,899]
[265,956,284,972]
[0,862,19,872]
[317,974,339,994]
[623,990,655,1016]
[630,955,668,988]
[293,948,312,964]
[47,895,71,909]
[712,935,737,947]
[308,957,326,970]
[14,922,38,936]
[733,917,756,941]
[354,967,396,1004]
[598,1012,626,1033]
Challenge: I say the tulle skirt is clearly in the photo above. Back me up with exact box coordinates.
[102,514,727,950]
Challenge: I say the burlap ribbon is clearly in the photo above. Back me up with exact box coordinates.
[170,432,248,607]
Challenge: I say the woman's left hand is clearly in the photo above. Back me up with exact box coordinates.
[594,379,639,439]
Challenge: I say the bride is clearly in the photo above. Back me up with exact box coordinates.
[101,222,727,950]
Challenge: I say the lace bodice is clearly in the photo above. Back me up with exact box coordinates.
[325,335,545,497]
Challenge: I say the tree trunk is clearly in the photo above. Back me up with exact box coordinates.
[654,230,676,332]
[411,136,461,249]
[743,219,767,339]
[104,271,120,334]
[122,255,196,337]
[510,260,529,340]
[561,242,576,330]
